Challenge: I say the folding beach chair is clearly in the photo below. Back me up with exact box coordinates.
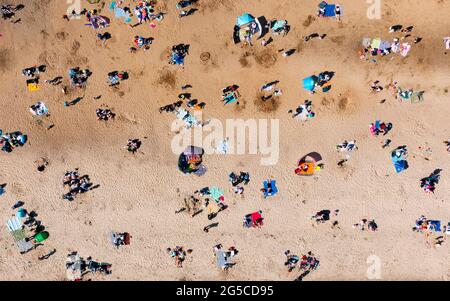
[6,217,34,254]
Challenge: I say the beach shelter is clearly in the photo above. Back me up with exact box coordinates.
[296,152,322,176]
[302,76,317,92]
[34,231,49,243]
[178,146,205,175]
[6,217,34,254]
[236,13,255,27]
[234,13,262,44]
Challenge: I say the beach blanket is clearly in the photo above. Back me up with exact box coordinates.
[6,217,34,253]
[380,40,391,50]
[271,20,287,32]
[109,1,132,24]
[209,186,224,202]
[215,250,229,269]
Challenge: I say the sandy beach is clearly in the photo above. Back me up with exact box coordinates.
[0,0,449,280]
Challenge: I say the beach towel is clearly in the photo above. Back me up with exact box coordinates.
[371,38,381,49]
[210,186,224,202]
[380,40,391,50]
[362,38,371,48]
[428,220,441,232]
[27,79,39,91]
[110,2,132,24]
[324,4,336,17]
[393,160,408,173]
[444,37,450,50]
[250,211,264,227]
[215,250,228,268]
[271,20,287,32]
[171,53,185,65]
[400,43,411,57]
[263,180,278,197]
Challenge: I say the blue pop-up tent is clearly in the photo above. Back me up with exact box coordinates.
[303,76,318,91]
[236,13,255,27]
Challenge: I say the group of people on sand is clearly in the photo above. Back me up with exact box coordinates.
[284,250,320,274]
[1,4,23,23]
[126,139,142,153]
[96,108,116,121]
[63,170,94,201]
[229,171,250,195]
[166,246,192,268]
[288,100,315,120]
[353,219,378,232]
[0,130,27,153]
[311,209,340,228]
[420,170,441,194]
[69,67,92,88]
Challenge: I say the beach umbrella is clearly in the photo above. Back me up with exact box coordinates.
[236,13,255,27]
[302,76,317,91]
